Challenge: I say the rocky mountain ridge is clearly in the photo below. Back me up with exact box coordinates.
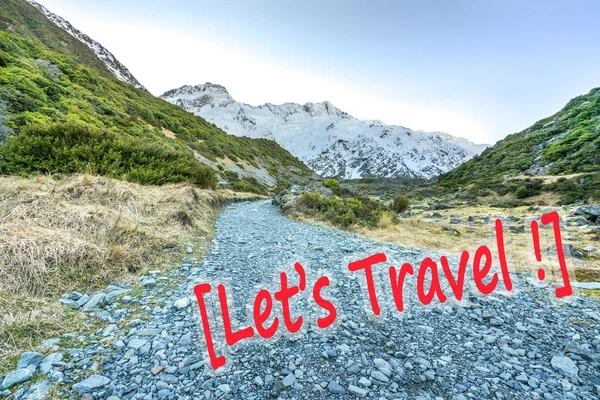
[160,83,488,179]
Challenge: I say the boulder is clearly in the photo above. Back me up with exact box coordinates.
[173,298,190,310]
[572,205,600,224]
[81,292,106,310]
[39,353,63,374]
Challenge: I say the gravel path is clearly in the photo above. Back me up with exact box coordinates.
[4,200,600,399]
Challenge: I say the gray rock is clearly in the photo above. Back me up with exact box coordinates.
[358,377,372,387]
[82,292,106,310]
[370,370,390,383]
[573,205,600,223]
[551,355,579,377]
[142,278,156,288]
[22,380,52,400]
[75,294,90,308]
[39,353,63,374]
[327,381,346,394]
[1,369,33,389]
[69,291,83,300]
[72,374,110,393]
[17,352,44,369]
[282,374,296,387]
[173,298,190,310]
[217,384,231,393]
[348,384,368,397]
[127,337,148,350]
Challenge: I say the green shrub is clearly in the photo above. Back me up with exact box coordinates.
[0,121,217,187]
[297,192,390,229]
[392,195,410,213]
[323,179,339,190]
[515,186,529,198]
[231,181,266,195]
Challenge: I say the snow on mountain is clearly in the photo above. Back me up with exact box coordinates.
[160,83,488,179]
[25,0,145,90]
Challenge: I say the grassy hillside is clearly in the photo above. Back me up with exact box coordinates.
[0,0,113,77]
[438,88,600,204]
[441,88,600,184]
[0,27,311,190]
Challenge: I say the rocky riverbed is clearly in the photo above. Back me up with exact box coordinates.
[1,200,599,399]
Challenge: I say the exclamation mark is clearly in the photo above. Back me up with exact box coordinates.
[531,220,545,280]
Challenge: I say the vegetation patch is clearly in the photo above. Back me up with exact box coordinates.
[295,190,395,229]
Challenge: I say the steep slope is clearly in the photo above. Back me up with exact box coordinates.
[0,29,312,191]
[441,87,600,186]
[0,0,112,77]
[161,83,488,179]
[24,0,145,90]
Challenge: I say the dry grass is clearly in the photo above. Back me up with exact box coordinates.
[0,174,261,296]
[161,127,177,139]
[377,211,395,229]
[359,216,464,252]
[0,174,263,365]
[353,202,599,286]
[0,295,87,367]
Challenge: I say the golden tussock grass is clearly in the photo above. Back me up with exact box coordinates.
[353,203,597,286]
[0,174,261,296]
[377,211,395,229]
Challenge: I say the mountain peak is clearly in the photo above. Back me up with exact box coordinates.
[199,82,230,94]
[160,83,235,109]
[160,82,488,179]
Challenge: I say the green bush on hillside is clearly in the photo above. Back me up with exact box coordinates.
[0,121,217,187]
[392,195,410,213]
[297,192,389,228]
[515,186,529,199]
[323,179,339,190]
[440,87,600,190]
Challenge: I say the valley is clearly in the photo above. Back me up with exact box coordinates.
[0,0,598,399]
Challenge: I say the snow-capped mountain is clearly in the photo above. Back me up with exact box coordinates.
[25,0,145,90]
[160,83,488,179]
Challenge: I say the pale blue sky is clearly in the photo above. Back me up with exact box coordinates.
[40,0,600,144]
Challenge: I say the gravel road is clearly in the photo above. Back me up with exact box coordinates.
[4,200,599,399]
